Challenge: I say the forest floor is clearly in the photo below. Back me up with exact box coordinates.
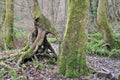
[0,43,120,80]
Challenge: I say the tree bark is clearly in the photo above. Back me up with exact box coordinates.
[97,0,114,48]
[2,0,14,50]
[111,0,120,21]
[58,0,92,77]
[17,0,60,64]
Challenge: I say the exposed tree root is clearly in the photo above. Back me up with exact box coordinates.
[16,0,61,65]
[17,27,57,65]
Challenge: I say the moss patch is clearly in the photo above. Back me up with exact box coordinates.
[47,38,57,43]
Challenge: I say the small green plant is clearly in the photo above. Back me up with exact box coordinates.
[87,33,110,56]
[88,33,102,40]
[96,48,110,56]
[87,39,110,56]
[109,49,120,60]
[113,35,120,49]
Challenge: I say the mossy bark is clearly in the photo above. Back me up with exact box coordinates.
[111,0,120,21]
[33,0,61,40]
[58,0,91,77]
[97,0,114,48]
[18,0,59,64]
[2,0,14,50]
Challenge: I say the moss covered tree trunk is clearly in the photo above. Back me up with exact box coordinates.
[2,0,14,50]
[17,0,61,64]
[58,0,91,77]
[97,0,115,48]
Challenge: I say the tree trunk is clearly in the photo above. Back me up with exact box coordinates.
[97,0,114,48]
[111,0,120,21]
[2,0,14,50]
[17,0,61,64]
[58,0,92,77]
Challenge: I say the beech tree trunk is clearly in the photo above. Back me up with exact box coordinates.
[2,0,14,50]
[58,0,92,77]
[97,0,120,49]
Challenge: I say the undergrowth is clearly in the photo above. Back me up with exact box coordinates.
[109,49,120,60]
[87,33,110,56]
[87,32,120,57]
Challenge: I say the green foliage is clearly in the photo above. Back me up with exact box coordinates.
[47,58,56,64]
[113,35,120,49]
[14,27,28,38]
[13,27,28,47]
[87,33,120,57]
[47,38,57,43]
[0,68,4,78]
[109,49,120,60]
[95,48,110,56]
[87,33,110,56]
[88,33,102,40]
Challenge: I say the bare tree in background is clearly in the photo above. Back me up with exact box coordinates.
[2,0,14,50]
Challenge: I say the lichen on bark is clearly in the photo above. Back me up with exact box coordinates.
[58,0,92,77]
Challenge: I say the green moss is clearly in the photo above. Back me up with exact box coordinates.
[58,52,66,76]
[33,1,41,19]
[47,38,57,43]
[33,0,61,40]
[65,52,79,77]
[58,0,91,77]
[18,48,33,64]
